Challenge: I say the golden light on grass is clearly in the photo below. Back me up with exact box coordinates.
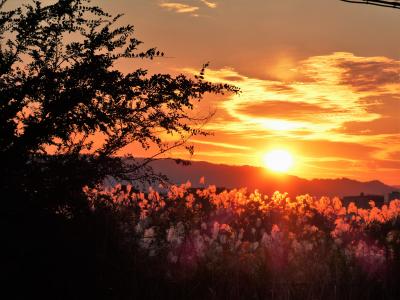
[263,149,294,173]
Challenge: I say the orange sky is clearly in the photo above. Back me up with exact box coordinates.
[104,0,400,185]
[10,0,399,185]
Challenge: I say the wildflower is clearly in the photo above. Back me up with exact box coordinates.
[261,232,272,248]
[351,240,386,275]
[220,224,232,233]
[348,202,357,214]
[304,241,313,252]
[201,222,207,230]
[185,180,192,189]
[331,218,350,238]
[212,222,220,240]
[291,239,302,253]
[199,176,205,185]
[238,228,244,240]
[135,222,144,234]
[271,224,280,239]
[235,240,242,249]
[251,242,259,251]
[334,238,343,245]
[166,227,175,242]
[82,185,89,194]
[209,185,217,194]
[185,193,195,208]
[333,197,342,211]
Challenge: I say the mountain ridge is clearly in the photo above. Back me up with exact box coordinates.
[146,159,398,198]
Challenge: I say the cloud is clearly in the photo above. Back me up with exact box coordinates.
[190,139,251,150]
[339,57,400,92]
[159,1,217,16]
[386,151,400,160]
[159,2,199,14]
[338,117,400,136]
[237,100,347,122]
[184,53,398,141]
[181,52,400,183]
[336,94,400,135]
[200,0,217,8]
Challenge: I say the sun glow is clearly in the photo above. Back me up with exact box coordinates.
[263,150,294,173]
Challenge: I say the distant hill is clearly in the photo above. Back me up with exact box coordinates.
[145,159,397,198]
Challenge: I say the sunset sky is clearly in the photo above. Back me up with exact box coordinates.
[20,0,397,185]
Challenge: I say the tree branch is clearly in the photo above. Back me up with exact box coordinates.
[341,0,400,9]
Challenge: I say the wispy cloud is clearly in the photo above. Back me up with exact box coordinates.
[200,0,217,8]
[190,139,251,150]
[181,52,400,184]
[159,1,217,15]
[184,53,399,142]
[159,2,199,14]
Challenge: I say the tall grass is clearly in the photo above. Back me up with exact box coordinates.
[81,182,400,299]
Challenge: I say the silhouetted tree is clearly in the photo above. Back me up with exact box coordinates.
[0,0,237,213]
[340,0,400,9]
[0,1,237,297]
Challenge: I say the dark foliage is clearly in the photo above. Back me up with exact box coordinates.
[0,1,237,298]
[0,0,237,212]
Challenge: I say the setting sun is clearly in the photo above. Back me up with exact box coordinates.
[263,150,294,173]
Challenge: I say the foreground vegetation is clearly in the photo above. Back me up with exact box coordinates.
[5,178,400,299]
[72,182,400,299]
